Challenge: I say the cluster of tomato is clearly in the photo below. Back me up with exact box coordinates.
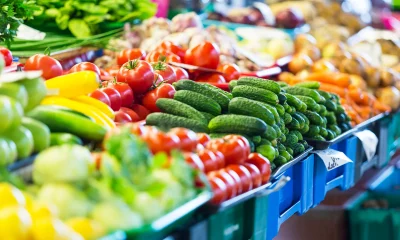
[113,123,271,205]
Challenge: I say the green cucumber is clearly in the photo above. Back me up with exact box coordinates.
[232,85,279,105]
[174,90,221,116]
[228,97,275,125]
[173,80,230,110]
[146,113,208,132]
[156,98,207,123]
[237,77,281,94]
[208,114,267,136]
[284,86,324,103]
[295,81,320,89]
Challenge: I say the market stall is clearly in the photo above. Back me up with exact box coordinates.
[0,0,399,240]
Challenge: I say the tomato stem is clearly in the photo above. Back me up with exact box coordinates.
[152,61,167,72]
[125,59,139,70]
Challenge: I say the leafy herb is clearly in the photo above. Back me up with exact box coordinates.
[0,0,38,46]
[28,0,157,38]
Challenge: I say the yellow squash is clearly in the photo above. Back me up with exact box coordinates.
[45,71,99,98]
[73,95,115,120]
[41,96,115,129]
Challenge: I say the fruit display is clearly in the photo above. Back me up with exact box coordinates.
[281,33,395,123]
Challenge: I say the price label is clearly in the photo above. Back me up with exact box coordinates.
[313,149,352,171]
[354,130,378,161]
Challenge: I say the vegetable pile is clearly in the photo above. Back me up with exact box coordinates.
[145,77,353,170]
[28,0,157,38]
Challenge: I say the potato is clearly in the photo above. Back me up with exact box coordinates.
[288,54,313,74]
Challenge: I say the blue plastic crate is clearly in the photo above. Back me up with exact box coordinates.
[369,165,400,194]
[265,154,314,240]
[313,136,356,207]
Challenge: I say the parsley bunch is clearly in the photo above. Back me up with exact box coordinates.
[0,0,37,46]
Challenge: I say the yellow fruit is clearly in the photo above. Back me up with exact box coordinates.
[32,218,83,240]
[45,71,99,98]
[0,206,32,240]
[0,183,26,208]
[41,96,115,129]
[73,95,115,120]
[66,217,106,240]
[29,202,58,220]
[22,192,34,212]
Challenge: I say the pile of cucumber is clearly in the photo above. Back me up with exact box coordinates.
[146,78,352,170]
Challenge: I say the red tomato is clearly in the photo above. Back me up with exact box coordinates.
[169,128,198,152]
[158,41,185,59]
[205,136,249,165]
[89,89,111,107]
[197,133,211,146]
[246,153,271,184]
[141,131,180,154]
[105,65,120,77]
[69,62,101,76]
[172,67,189,80]
[213,151,226,169]
[184,152,205,172]
[184,42,220,69]
[242,163,262,188]
[130,124,158,136]
[146,50,181,63]
[101,87,121,111]
[208,177,228,204]
[142,83,176,112]
[226,164,253,193]
[196,143,205,151]
[109,82,134,108]
[114,111,132,123]
[198,149,226,170]
[116,49,146,65]
[217,63,241,82]
[130,104,150,120]
[24,54,63,80]
[223,168,243,194]
[208,170,237,199]
[225,135,251,156]
[117,60,154,94]
[197,149,219,173]
[119,107,140,122]
[196,73,226,83]
[0,48,12,66]
[100,69,110,77]
[152,62,177,84]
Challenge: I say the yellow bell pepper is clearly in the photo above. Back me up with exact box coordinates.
[45,71,99,98]
[41,96,115,129]
[73,95,115,120]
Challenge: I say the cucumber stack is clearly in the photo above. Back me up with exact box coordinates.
[146,80,232,133]
[146,78,353,170]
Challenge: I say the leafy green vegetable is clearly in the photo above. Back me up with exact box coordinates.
[27,0,157,38]
[33,144,92,184]
[0,0,38,46]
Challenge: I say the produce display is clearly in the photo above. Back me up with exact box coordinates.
[281,33,394,124]
[1,1,400,239]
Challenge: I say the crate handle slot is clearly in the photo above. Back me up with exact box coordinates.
[255,176,290,197]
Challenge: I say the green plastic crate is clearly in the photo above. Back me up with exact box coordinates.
[207,202,246,240]
[348,192,400,240]
[387,112,400,159]
[243,195,268,240]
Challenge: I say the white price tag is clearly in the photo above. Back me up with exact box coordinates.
[16,24,46,41]
[314,149,352,171]
[353,130,378,161]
